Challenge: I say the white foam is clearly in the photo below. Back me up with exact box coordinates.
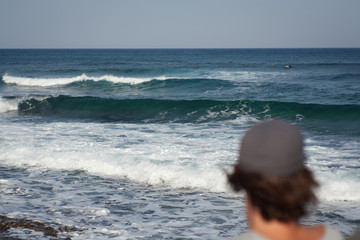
[0,97,18,113]
[94,228,126,236]
[305,138,360,202]
[88,208,110,216]
[2,70,291,87]
[2,73,174,87]
[1,118,359,202]
[0,121,241,193]
[0,179,9,184]
[205,70,290,82]
[317,172,360,201]
[3,146,229,193]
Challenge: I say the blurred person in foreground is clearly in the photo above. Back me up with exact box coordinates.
[227,119,344,240]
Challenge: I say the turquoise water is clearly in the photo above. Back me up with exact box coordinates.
[0,49,359,239]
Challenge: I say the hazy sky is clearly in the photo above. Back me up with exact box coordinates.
[1,0,360,48]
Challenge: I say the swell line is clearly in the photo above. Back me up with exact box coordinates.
[12,95,360,125]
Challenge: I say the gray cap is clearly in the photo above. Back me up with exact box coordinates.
[238,119,305,176]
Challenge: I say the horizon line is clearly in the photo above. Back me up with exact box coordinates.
[1,47,360,50]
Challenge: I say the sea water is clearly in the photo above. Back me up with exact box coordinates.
[0,49,359,239]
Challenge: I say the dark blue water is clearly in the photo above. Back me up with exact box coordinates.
[0,49,359,239]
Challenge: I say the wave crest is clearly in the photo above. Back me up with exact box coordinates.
[2,74,176,86]
[14,95,360,127]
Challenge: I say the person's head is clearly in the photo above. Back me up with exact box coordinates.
[227,119,319,223]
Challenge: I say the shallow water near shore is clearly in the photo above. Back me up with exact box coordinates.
[0,49,359,239]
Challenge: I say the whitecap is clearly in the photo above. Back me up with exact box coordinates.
[2,73,177,87]
[0,97,18,113]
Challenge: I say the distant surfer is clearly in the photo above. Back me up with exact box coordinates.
[285,65,292,69]
[194,65,199,69]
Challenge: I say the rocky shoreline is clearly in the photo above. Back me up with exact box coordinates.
[0,214,81,239]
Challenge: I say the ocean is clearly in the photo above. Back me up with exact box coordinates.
[0,48,359,239]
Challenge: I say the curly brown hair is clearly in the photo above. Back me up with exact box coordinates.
[227,165,319,223]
